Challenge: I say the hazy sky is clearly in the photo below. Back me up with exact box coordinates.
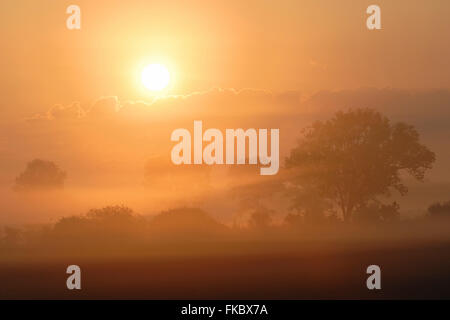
[1,0,450,120]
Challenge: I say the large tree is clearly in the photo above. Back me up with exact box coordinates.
[285,108,435,222]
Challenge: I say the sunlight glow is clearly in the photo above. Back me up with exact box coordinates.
[141,64,171,91]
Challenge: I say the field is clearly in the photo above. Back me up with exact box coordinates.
[2,229,450,299]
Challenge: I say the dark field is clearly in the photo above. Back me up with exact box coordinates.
[2,239,450,299]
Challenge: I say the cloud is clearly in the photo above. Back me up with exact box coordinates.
[89,96,121,118]
[304,88,450,116]
[28,96,121,121]
[50,103,86,120]
[28,88,303,122]
[302,88,450,135]
[27,102,85,121]
[30,88,450,127]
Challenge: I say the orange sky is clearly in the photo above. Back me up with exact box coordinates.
[1,0,450,120]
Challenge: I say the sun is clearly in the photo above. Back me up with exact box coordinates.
[141,64,171,91]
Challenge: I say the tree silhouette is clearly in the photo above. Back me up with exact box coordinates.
[353,201,400,224]
[286,108,435,222]
[14,159,66,191]
[248,206,274,229]
[428,201,450,219]
[53,205,140,237]
[285,184,334,224]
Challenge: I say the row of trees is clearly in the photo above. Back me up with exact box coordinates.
[13,108,437,223]
[4,201,450,248]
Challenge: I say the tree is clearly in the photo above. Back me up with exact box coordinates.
[428,201,450,219]
[1,226,23,246]
[150,207,228,238]
[14,159,67,191]
[53,205,139,236]
[285,183,334,224]
[248,206,274,229]
[286,108,435,222]
[353,201,400,224]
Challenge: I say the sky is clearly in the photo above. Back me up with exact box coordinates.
[1,0,450,120]
[1,0,450,224]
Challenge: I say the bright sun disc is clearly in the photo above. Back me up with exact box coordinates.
[141,64,170,91]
